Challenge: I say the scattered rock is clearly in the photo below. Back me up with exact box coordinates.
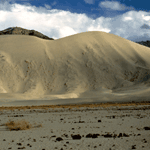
[118,133,123,137]
[101,132,129,138]
[123,133,130,137]
[79,120,85,123]
[62,134,69,138]
[56,137,63,141]
[103,133,113,138]
[142,139,147,143]
[143,127,150,130]
[71,134,82,140]
[86,133,100,138]
[132,145,136,149]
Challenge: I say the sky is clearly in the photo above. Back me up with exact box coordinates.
[0,0,150,42]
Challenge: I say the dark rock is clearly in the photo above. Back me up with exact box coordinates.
[131,145,136,149]
[56,137,63,141]
[79,120,85,123]
[85,133,100,138]
[113,134,117,138]
[0,27,54,40]
[71,134,82,140]
[86,133,93,138]
[103,133,113,138]
[92,134,100,138]
[118,133,123,137]
[143,127,150,130]
[123,133,129,137]
[62,133,68,138]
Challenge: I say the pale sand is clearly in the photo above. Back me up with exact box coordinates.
[0,31,150,149]
[0,31,150,106]
[0,103,149,150]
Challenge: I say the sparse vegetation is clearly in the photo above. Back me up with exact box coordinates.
[5,119,42,131]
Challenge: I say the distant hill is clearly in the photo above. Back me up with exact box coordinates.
[135,40,150,48]
[0,27,54,40]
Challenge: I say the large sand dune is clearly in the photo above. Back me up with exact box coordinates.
[0,31,150,106]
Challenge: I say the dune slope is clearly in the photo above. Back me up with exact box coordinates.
[0,31,150,105]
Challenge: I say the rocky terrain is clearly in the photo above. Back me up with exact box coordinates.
[0,103,149,150]
[0,27,54,40]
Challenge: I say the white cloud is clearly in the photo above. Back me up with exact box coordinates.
[142,15,150,21]
[59,26,76,38]
[0,1,150,42]
[84,0,95,4]
[99,0,135,11]
[123,17,132,21]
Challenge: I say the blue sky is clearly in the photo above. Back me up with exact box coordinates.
[0,0,150,42]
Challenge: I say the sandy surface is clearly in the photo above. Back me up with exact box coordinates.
[0,31,150,149]
[0,102,150,150]
[0,31,150,106]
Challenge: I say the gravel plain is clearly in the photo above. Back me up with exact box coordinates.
[0,102,149,150]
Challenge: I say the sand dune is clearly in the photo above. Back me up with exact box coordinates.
[0,31,150,106]
[0,31,150,150]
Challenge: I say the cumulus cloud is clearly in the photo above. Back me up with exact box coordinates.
[0,1,150,42]
[84,0,95,4]
[99,0,135,11]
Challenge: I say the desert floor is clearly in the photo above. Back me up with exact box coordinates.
[0,101,149,150]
